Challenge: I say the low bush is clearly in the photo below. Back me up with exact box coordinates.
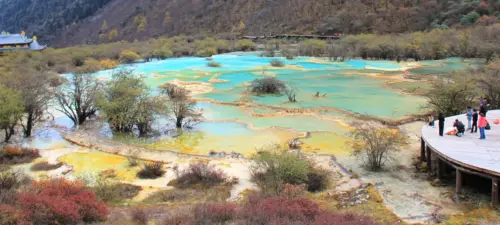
[241,196,378,225]
[159,207,194,225]
[279,183,307,199]
[119,50,140,63]
[173,162,228,188]
[30,161,64,171]
[141,195,379,225]
[92,179,142,203]
[193,203,238,225]
[241,196,321,224]
[99,59,120,69]
[252,146,329,195]
[0,204,24,225]
[207,61,221,67]
[0,146,40,165]
[196,47,218,57]
[236,40,257,51]
[249,77,286,95]
[270,59,285,67]
[260,49,275,57]
[0,170,31,190]
[281,48,296,60]
[16,179,108,225]
[0,170,31,205]
[137,162,165,179]
[131,208,148,225]
[307,169,330,192]
[298,39,327,56]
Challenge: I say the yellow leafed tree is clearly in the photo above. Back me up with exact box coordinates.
[163,11,171,25]
[108,29,118,41]
[138,18,147,32]
[231,21,245,32]
[101,20,108,31]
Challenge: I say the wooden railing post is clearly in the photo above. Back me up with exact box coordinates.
[456,169,462,195]
[492,178,499,206]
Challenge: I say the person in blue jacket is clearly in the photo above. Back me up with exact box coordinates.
[466,106,473,130]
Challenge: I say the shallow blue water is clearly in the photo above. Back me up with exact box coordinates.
[91,53,477,120]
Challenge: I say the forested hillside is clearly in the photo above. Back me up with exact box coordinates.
[0,0,499,46]
[0,0,111,42]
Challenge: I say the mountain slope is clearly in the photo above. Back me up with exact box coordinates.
[0,0,112,41]
[1,0,499,47]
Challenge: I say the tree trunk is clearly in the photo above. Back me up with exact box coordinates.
[4,127,14,143]
[24,112,33,137]
[78,114,87,125]
[176,117,183,128]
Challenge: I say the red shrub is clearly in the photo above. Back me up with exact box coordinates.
[17,179,108,225]
[0,147,40,165]
[194,203,238,224]
[240,196,379,225]
[241,196,321,224]
[0,204,26,225]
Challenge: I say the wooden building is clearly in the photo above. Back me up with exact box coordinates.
[0,32,46,52]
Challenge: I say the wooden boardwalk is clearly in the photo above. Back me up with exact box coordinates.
[421,110,500,205]
[240,34,342,40]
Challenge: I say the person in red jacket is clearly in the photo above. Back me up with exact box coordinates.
[478,113,488,140]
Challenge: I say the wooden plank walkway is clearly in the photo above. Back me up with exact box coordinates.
[422,110,500,177]
[240,34,342,40]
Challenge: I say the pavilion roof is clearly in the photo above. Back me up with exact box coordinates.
[0,34,33,45]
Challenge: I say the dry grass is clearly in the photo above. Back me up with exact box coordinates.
[434,207,500,225]
[313,186,402,225]
[142,185,232,205]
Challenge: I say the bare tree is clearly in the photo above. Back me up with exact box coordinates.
[282,82,297,103]
[55,73,101,126]
[348,122,409,171]
[160,83,190,99]
[18,71,54,137]
[250,77,286,95]
[170,98,202,128]
[135,96,165,135]
[476,61,500,109]
[161,83,202,128]
[426,72,476,116]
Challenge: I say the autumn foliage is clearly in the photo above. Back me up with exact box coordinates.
[99,59,120,69]
[156,196,378,225]
[2,179,108,225]
[0,146,40,165]
[240,196,377,225]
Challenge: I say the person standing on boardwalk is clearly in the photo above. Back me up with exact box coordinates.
[480,103,488,116]
[466,106,473,130]
[478,113,488,140]
[471,108,478,133]
[438,113,445,137]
